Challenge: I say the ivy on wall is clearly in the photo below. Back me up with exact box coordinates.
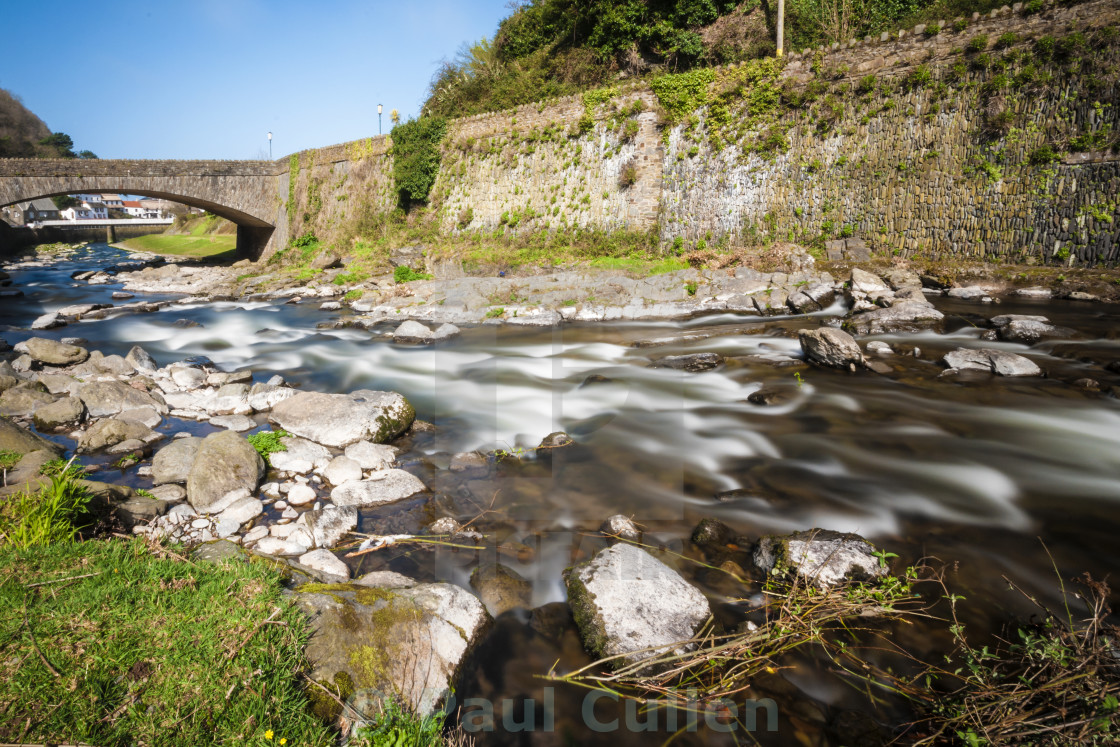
[390,117,448,208]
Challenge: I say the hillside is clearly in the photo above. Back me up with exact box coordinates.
[0,87,50,158]
[0,86,95,158]
[423,0,1027,119]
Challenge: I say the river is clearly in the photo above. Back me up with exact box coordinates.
[4,243,1120,745]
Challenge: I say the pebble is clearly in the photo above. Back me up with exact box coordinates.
[274,500,289,510]
[190,518,211,529]
[287,484,317,506]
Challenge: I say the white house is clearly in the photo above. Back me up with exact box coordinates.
[61,201,109,221]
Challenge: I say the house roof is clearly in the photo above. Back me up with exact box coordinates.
[122,201,143,208]
[16,198,58,211]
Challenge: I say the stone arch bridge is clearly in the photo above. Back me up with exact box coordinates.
[0,158,284,257]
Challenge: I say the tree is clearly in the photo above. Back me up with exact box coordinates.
[76,150,97,159]
[52,195,80,210]
[38,132,76,158]
[390,109,401,126]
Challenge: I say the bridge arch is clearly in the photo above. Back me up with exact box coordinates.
[0,159,283,257]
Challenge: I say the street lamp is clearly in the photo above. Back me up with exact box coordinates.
[378,103,383,135]
[267,131,272,159]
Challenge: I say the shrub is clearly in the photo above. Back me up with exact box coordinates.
[995,32,1018,49]
[856,74,876,94]
[1028,144,1061,165]
[1055,32,1086,59]
[457,206,474,228]
[953,18,970,32]
[1024,0,1044,13]
[618,158,638,188]
[621,118,640,141]
[905,65,933,90]
[966,35,989,54]
[247,430,289,465]
[394,265,434,283]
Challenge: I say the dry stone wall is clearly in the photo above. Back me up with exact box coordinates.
[272,0,1120,264]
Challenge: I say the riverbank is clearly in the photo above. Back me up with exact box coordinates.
[2,241,1119,745]
[116,232,237,259]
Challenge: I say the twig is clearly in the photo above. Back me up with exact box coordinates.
[23,613,59,678]
[25,572,101,588]
[228,607,281,662]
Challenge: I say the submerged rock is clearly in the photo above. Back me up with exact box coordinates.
[270,390,415,448]
[648,353,724,372]
[294,581,489,718]
[470,563,532,616]
[753,529,888,589]
[565,543,711,670]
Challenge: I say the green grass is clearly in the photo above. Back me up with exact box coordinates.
[120,233,238,260]
[0,537,332,746]
[588,255,688,276]
[0,467,91,549]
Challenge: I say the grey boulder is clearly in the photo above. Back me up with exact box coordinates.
[186,431,265,512]
[330,470,427,506]
[798,328,863,369]
[754,529,888,589]
[152,437,202,485]
[269,390,415,448]
[565,543,710,670]
[942,348,1041,377]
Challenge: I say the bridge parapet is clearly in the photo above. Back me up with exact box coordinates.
[0,158,279,178]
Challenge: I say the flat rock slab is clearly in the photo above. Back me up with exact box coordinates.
[269,390,415,448]
[17,338,89,366]
[943,348,1042,377]
[565,543,711,670]
[330,470,427,506]
[297,505,358,549]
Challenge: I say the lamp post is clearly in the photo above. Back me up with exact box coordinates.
[378,103,383,135]
[267,131,272,159]
[776,0,785,57]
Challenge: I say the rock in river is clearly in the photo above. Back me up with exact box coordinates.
[798,328,863,369]
[754,529,888,589]
[648,353,724,372]
[269,390,415,448]
[565,543,711,670]
[942,348,1042,377]
[18,337,89,366]
[293,580,489,718]
[152,437,202,485]
[186,431,265,513]
[330,470,427,507]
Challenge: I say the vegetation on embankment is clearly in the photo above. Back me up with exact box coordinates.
[119,212,237,259]
[423,0,1050,119]
[261,207,689,287]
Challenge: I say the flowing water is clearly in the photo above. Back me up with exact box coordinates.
[4,244,1120,745]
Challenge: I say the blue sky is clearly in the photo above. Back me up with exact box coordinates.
[0,0,510,160]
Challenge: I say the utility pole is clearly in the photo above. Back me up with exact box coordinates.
[776,0,785,57]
